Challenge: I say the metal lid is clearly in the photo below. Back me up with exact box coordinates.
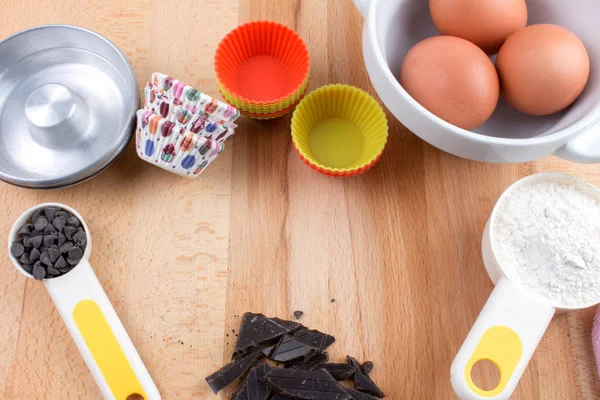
[0,25,139,189]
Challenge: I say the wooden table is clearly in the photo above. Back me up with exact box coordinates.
[1,0,599,398]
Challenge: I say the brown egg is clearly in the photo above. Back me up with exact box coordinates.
[400,36,499,130]
[430,0,528,55]
[496,24,590,116]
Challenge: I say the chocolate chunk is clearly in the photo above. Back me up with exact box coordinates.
[30,230,44,238]
[54,256,68,270]
[60,241,74,253]
[262,345,276,358]
[66,216,80,228]
[262,368,351,400]
[57,233,66,246]
[10,242,25,258]
[40,251,52,267]
[231,362,272,400]
[321,363,356,381]
[346,388,378,400]
[289,352,329,371]
[205,350,262,394]
[29,247,41,262]
[19,253,30,264]
[73,231,86,247]
[44,207,59,220]
[44,224,58,234]
[43,235,57,247]
[29,235,43,249]
[234,313,303,357]
[67,257,80,266]
[270,335,319,363]
[362,362,373,375]
[34,216,48,230]
[18,224,33,237]
[294,311,304,319]
[68,246,83,261]
[22,264,34,274]
[31,208,44,224]
[347,357,384,398]
[48,247,61,263]
[46,267,61,277]
[63,226,77,240]
[272,396,295,400]
[32,263,46,280]
[52,217,66,232]
[55,210,70,219]
[294,329,335,352]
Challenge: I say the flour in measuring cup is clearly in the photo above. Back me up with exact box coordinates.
[493,181,600,307]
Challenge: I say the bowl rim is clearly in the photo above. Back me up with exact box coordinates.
[363,0,600,146]
[0,24,139,189]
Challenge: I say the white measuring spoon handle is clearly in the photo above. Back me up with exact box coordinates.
[44,260,160,400]
[451,277,555,400]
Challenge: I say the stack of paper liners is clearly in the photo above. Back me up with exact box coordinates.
[215,21,311,119]
[136,110,223,178]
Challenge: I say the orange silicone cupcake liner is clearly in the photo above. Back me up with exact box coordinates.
[215,21,310,108]
[241,90,307,120]
[217,77,309,113]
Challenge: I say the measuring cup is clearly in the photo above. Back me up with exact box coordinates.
[8,203,160,400]
[451,173,600,399]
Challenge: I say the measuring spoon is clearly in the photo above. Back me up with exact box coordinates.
[8,203,160,400]
[451,173,600,400]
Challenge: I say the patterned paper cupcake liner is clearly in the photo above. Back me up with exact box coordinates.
[136,110,222,178]
[146,72,240,128]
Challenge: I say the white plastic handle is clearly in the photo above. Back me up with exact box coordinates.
[353,0,370,17]
[556,121,600,163]
[451,278,555,400]
[44,260,160,400]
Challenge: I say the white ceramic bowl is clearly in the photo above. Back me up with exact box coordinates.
[354,0,600,163]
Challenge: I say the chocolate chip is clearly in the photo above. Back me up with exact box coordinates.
[22,264,34,274]
[31,236,44,249]
[40,251,52,267]
[52,217,66,232]
[58,267,72,274]
[44,224,57,234]
[43,235,57,247]
[48,247,61,263]
[55,210,70,219]
[39,245,48,254]
[44,207,59,220]
[66,216,80,228]
[68,246,83,261]
[31,208,44,224]
[63,226,77,240]
[57,233,66,246]
[30,230,43,238]
[34,216,48,230]
[10,242,25,258]
[67,257,79,266]
[32,263,46,280]
[60,241,74,253]
[54,256,68,270]
[29,247,40,262]
[18,224,33,237]
[46,267,60,277]
[73,231,86,247]
[19,253,30,264]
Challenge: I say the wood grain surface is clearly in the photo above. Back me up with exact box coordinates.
[0,0,599,399]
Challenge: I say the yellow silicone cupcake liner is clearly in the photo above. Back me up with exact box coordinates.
[217,77,309,114]
[291,85,388,177]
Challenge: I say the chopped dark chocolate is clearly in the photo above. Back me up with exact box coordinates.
[289,351,329,371]
[347,356,362,371]
[294,311,304,319]
[262,368,351,400]
[293,329,335,352]
[205,350,262,394]
[346,388,378,400]
[362,362,374,375]
[347,357,384,398]
[10,242,25,258]
[321,363,356,381]
[270,335,319,363]
[231,362,272,400]
[271,396,295,400]
[262,345,276,358]
[234,313,303,357]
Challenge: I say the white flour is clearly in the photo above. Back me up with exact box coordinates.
[493,181,600,307]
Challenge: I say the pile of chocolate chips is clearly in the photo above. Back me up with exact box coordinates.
[206,313,385,399]
[10,207,87,280]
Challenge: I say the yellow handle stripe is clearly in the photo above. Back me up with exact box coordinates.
[465,326,522,397]
[73,300,147,400]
